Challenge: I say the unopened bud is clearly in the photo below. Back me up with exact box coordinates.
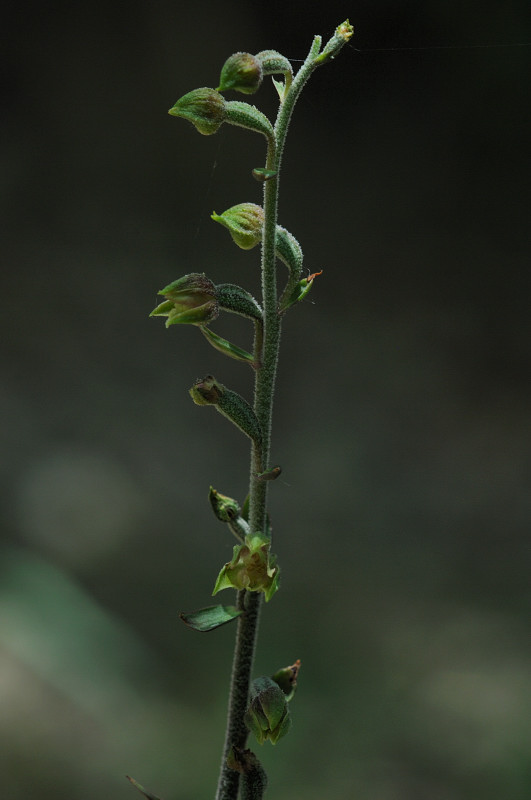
[244,676,291,745]
[168,88,227,135]
[150,273,219,326]
[212,203,264,250]
[217,52,263,95]
[189,376,262,444]
[314,19,354,65]
[272,659,301,701]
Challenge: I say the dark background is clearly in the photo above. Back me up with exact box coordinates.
[2,2,530,799]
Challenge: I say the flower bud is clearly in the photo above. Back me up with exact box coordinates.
[212,203,264,250]
[314,19,354,65]
[209,487,249,541]
[150,273,219,326]
[278,270,322,314]
[244,676,291,745]
[209,487,241,523]
[212,532,279,602]
[256,50,293,99]
[189,376,262,444]
[168,88,227,135]
[271,659,301,701]
[189,375,224,405]
[217,52,263,95]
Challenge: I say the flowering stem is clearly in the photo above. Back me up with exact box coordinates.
[214,33,335,800]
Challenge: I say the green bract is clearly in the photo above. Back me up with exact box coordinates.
[212,532,279,602]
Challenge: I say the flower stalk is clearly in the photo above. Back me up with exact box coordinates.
[145,19,353,800]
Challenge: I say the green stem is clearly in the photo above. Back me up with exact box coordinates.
[214,32,339,800]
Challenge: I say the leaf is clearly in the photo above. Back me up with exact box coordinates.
[200,326,256,366]
[179,604,243,632]
[271,76,285,101]
[126,776,163,800]
[252,167,278,182]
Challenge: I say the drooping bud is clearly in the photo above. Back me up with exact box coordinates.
[189,376,262,445]
[150,273,219,326]
[168,88,227,135]
[217,52,263,95]
[256,50,293,79]
[256,50,293,99]
[212,532,279,602]
[314,19,354,65]
[244,676,291,745]
[271,659,301,701]
[212,203,264,250]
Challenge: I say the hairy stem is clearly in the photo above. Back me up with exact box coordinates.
[214,30,344,800]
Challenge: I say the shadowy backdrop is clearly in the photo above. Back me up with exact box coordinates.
[2,2,530,799]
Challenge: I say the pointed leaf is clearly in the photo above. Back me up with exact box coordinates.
[179,604,243,632]
[126,776,163,800]
[200,326,256,366]
[271,76,285,101]
[252,167,277,182]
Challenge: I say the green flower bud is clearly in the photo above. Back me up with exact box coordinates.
[271,659,301,701]
[189,376,262,444]
[212,532,279,602]
[217,52,263,95]
[209,487,241,522]
[168,88,227,135]
[150,273,219,326]
[212,203,264,250]
[256,50,293,79]
[314,19,354,65]
[278,270,322,314]
[244,676,291,745]
[256,50,293,99]
[209,487,249,541]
